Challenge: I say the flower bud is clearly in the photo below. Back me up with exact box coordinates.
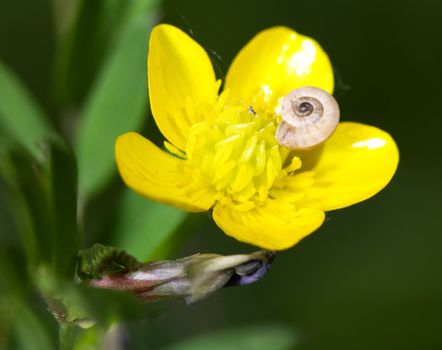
[79,245,274,304]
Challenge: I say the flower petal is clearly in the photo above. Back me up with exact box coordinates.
[295,122,399,211]
[225,26,334,109]
[116,132,217,212]
[213,201,325,250]
[148,24,219,150]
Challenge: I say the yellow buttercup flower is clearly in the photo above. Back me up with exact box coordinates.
[115,24,399,250]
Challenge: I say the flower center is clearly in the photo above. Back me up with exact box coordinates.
[183,90,301,210]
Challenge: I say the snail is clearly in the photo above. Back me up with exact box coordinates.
[275,86,340,150]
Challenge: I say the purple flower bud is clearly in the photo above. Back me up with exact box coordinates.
[84,248,275,304]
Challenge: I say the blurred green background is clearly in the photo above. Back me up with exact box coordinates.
[1,0,441,349]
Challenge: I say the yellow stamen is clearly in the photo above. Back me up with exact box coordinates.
[184,91,302,205]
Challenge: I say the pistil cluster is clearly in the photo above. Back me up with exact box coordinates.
[182,90,302,210]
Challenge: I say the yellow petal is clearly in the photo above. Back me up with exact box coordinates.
[213,201,325,250]
[225,26,334,109]
[115,132,217,212]
[148,24,219,150]
[295,122,399,211]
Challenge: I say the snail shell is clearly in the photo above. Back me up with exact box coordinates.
[275,86,340,150]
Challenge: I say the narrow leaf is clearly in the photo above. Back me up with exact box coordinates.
[53,0,159,106]
[0,147,44,266]
[12,306,55,350]
[45,140,79,278]
[0,140,79,278]
[111,190,197,261]
[75,10,158,199]
[0,61,52,157]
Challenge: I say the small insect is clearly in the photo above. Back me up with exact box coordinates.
[275,86,340,150]
[248,105,257,116]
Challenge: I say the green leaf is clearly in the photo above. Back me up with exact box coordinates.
[53,0,159,106]
[75,3,159,200]
[0,61,52,157]
[0,147,43,266]
[161,324,298,350]
[0,249,29,341]
[0,140,78,278]
[51,0,82,39]
[111,190,200,261]
[53,0,127,106]
[12,306,55,350]
[44,139,79,278]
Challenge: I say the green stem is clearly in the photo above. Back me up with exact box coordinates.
[59,324,75,350]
